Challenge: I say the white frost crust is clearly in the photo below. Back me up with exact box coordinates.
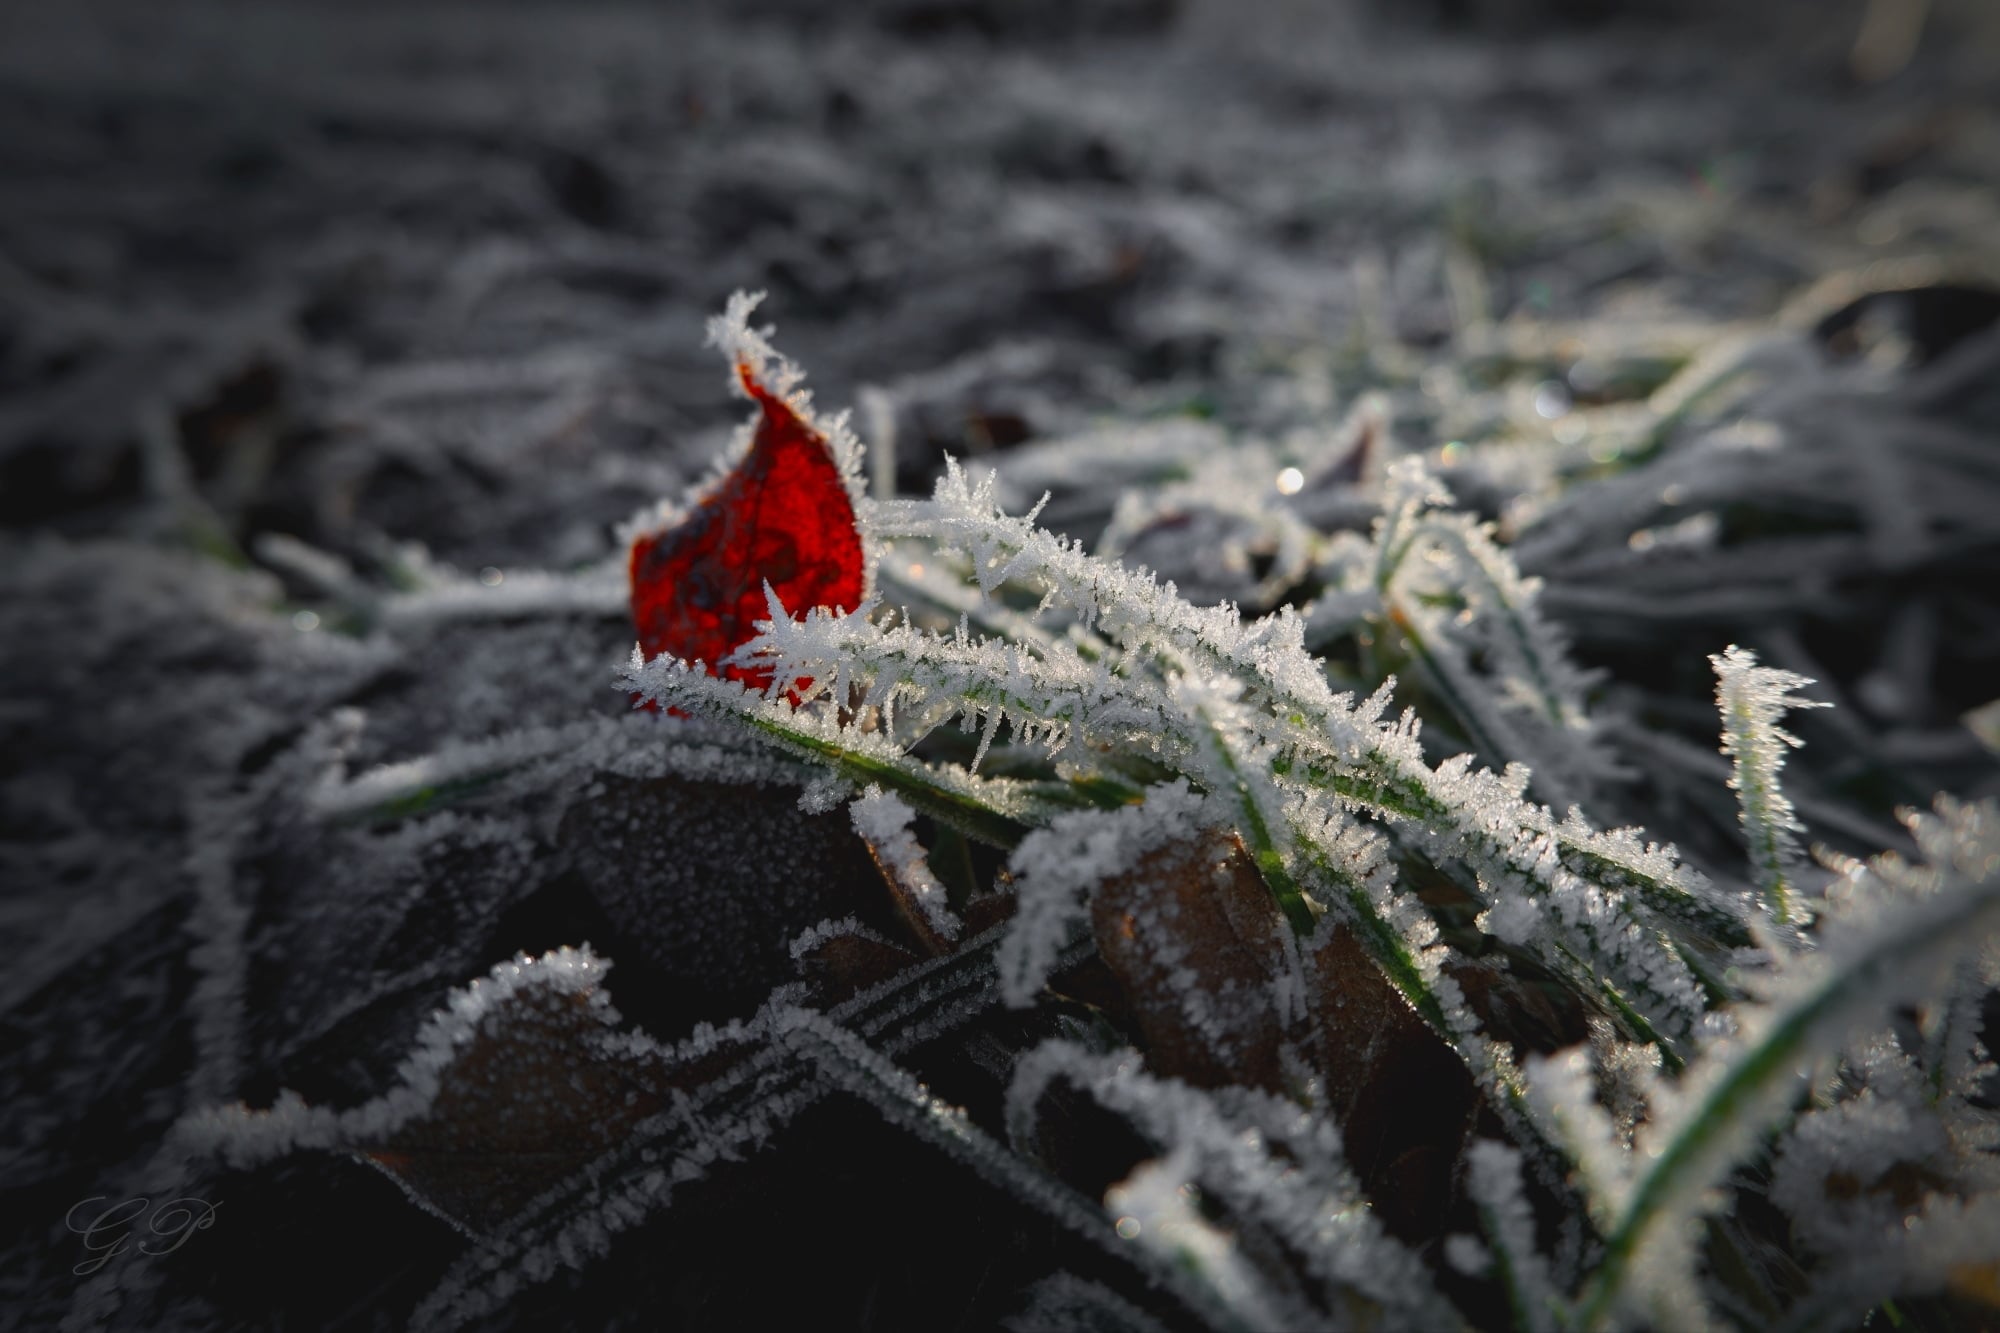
[1466,1140,1561,1333]
[310,712,808,821]
[863,457,1731,1037]
[1011,1039,1458,1331]
[1711,643,1829,923]
[618,643,1064,831]
[849,785,962,940]
[1105,1147,1316,1333]
[380,561,627,628]
[618,291,871,586]
[1580,798,2000,1327]
[998,780,1214,1008]
[177,946,613,1169]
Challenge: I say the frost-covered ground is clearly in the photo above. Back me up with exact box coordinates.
[4,1,2000,1329]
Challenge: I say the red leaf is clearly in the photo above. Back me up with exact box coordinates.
[629,297,866,695]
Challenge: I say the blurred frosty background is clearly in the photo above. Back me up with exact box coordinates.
[4,0,1996,558]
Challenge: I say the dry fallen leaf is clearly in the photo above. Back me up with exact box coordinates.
[353,961,670,1234]
[1089,829,1288,1092]
[1088,828,1478,1241]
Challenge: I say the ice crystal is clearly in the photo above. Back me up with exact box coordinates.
[850,784,962,944]
[1711,643,1830,924]
[1000,781,1216,1006]
[1013,1040,1458,1330]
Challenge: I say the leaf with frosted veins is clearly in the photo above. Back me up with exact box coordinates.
[183,948,681,1236]
[353,958,668,1233]
[788,915,924,1006]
